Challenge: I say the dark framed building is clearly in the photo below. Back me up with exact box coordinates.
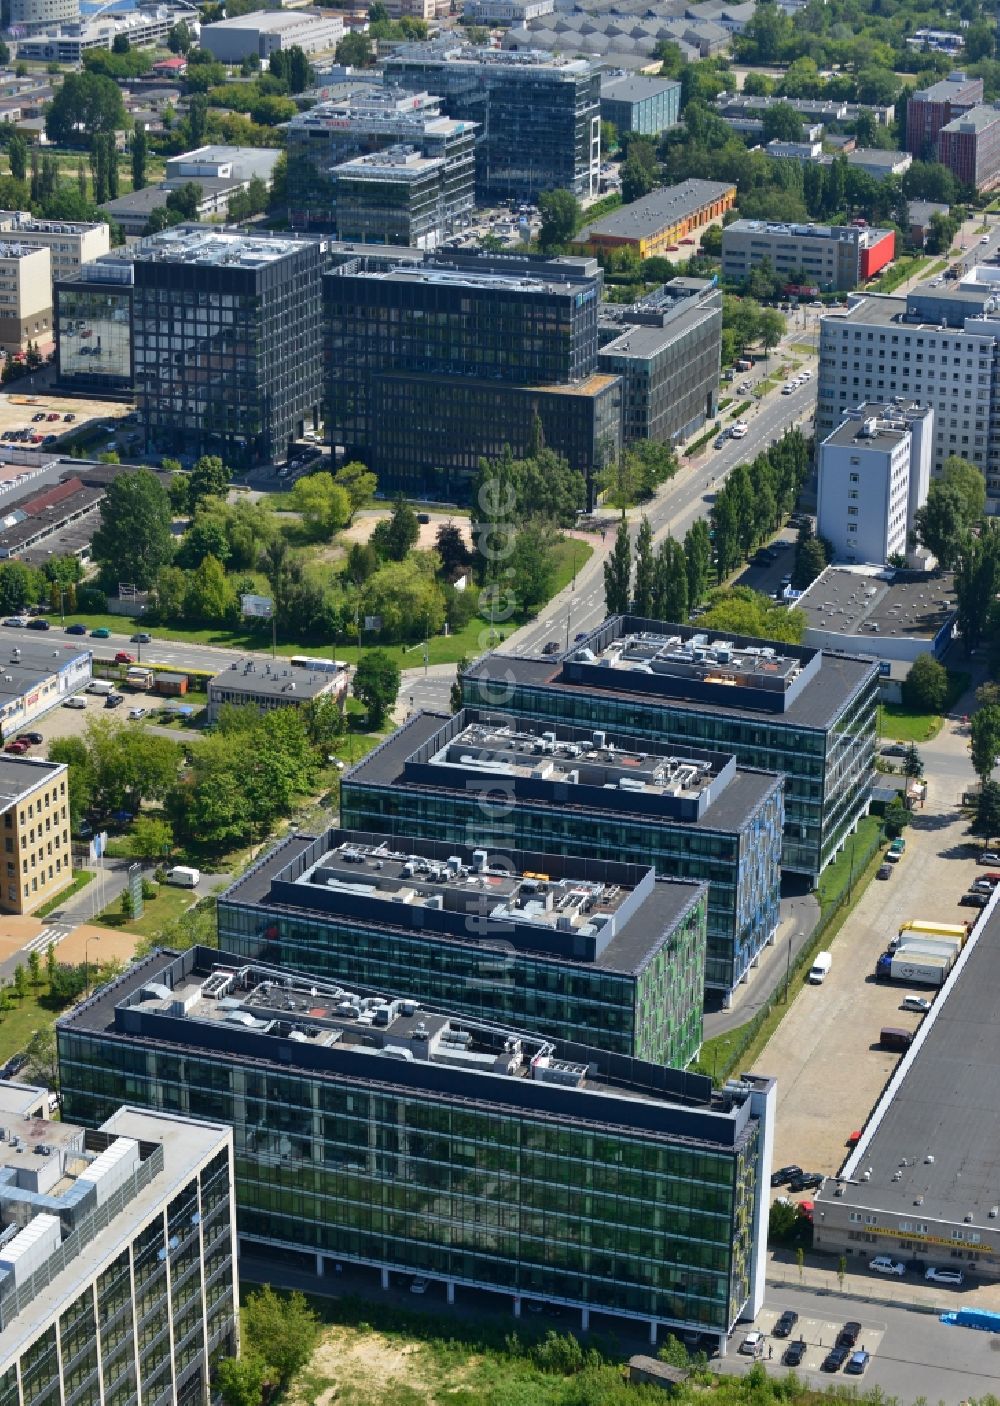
[57,946,776,1347]
[131,226,323,469]
[54,255,134,394]
[217,828,708,1068]
[462,618,879,881]
[384,44,601,200]
[339,710,784,998]
[323,249,620,502]
[330,148,453,249]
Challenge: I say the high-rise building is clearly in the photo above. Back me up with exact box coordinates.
[0,243,51,354]
[217,828,708,1067]
[131,226,323,468]
[0,1083,238,1406]
[597,276,722,446]
[817,271,1000,498]
[936,104,1000,190]
[323,249,621,502]
[905,71,983,158]
[330,147,455,249]
[285,87,476,232]
[339,709,783,998]
[817,401,933,565]
[462,618,879,883]
[57,945,776,1351]
[54,253,134,395]
[384,44,601,199]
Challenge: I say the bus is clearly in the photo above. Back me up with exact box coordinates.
[289,656,348,676]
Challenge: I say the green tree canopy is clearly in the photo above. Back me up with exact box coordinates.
[353,649,401,728]
[696,586,805,643]
[45,71,127,144]
[971,703,1000,783]
[91,468,173,590]
[901,652,948,712]
[538,189,581,250]
[289,474,352,540]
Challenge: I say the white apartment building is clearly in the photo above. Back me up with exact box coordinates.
[0,243,50,353]
[817,272,1000,504]
[0,212,109,286]
[817,401,933,565]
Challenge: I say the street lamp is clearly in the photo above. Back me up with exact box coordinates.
[84,934,100,998]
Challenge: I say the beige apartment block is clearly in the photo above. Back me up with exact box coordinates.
[0,211,110,285]
[0,757,71,914]
[0,243,51,353]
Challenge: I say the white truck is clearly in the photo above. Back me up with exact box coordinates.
[807,951,832,984]
[876,951,952,986]
[894,936,963,961]
[165,865,200,888]
[86,680,115,696]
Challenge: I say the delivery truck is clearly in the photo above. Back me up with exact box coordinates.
[894,936,963,961]
[807,951,832,984]
[875,952,952,986]
[898,921,969,944]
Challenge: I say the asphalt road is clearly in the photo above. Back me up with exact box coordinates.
[0,623,277,677]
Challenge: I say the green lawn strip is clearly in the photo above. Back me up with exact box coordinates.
[35,871,93,918]
[878,670,970,743]
[871,255,929,293]
[0,987,61,1069]
[924,257,950,279]
[95,882,200,937]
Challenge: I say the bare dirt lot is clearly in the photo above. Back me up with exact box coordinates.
[0,390,132,451]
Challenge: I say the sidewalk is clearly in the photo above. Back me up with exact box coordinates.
[704,889,820,1038]
[767,1247,1000,1314]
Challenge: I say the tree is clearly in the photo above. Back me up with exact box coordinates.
[48,736,93,824]
[435,521,470,579]
[538,189,580,251]
[762,101,803,144]
[185,555,236,623]
[216,1356,266,1406]
[335,32,374,66]
[974,779,1000,845]
[758,308,785,361]
[653,537,688,622]
[632,517,654,616]
[188,454,231,508]
[168,19,192,52]
[684,520,712,608]
[333,461,376,518]
[302,695,345,750]
[361,555,445,641]
[128,816,172,860]
[768,1198,799,1243]
[604,518,631,614]
[621,137,659,204]
[179,511,231,569]
[45,72,126,144]
[903,743,924,779]
[372,496,418,561]
[793,533,828,589]
[914,482,971,569]
[91,469,173,591]
[972,704,1000,783]
[696,586,806,644]
[7,134,27,184]
[510,520,557,615]
[352,650,400,728]
[27,950,40,989]
[939,455,987,524]
[22,1024,57,1087]
[289,474,351,540]
[883,795,911,840]
[131,121,148,191]
[241,1287,319,1388]
[0,561,40,613]
[12,966,25,1001]
[902,652,948,713]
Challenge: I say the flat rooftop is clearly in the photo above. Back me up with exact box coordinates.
[464,617,879,731]
[724,219,889,246]
[828,890,1000,1225]
[131,226,317,269]
[210,657,345,699]
[823,416,909,452]
[796,568,957,641]
[600,74,681,102]
[334,149,446,178]
[941,103,1000,133]
[912,72,981,101]
[0,757,65,808]
[576,180,735,241]
[65,947,761,1140]
[344,708,779,834]
[333,260,598,299]
[0,641,90,707]
[387,41,595,74]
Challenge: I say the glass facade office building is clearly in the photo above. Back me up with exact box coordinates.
[216,828,708,1069]
[57,948,776,1344]
[339,711,784,997]
[323,250,620,502]
[462,617,879,879]
[0,1100,237,1406]
[384,45,601,200]
[131,226,323,469]
[54,258,134,394]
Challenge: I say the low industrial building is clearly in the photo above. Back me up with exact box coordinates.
[207,655,348,723]
[462,617,879,885]
[845,147,913,181]
[163,145,284,187]
[0,1085,238,1404]
[463,0,555,22]
[0,242,50,354]
[57,945,776,1347]
[600,74,682,137]
[813,889,1000,1277]
[200,8,345,60]
[0,473,104,562]
[572,179,737,259]
[0,756,71,915]
[340,709,784,1000]
[817,400,933,565]
[218,828,708,1067]
[15,5,192,62]
[0,641,90,741]
[721,220,895,292]
[795,566,958,665]
[598,276,722,446]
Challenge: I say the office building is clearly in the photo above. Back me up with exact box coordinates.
[7,0,78,33]
[817,401,933,564]
[323,249,621,502]
[573,180,736,260]
[58,944,776,1346]
[0,756,70,916]
[340,709,783,998]
[463,0,555,23]
[0,1086,237,1406]
[937,105,1000,190]
[132,226,323,468]
[795,566,957,666]
[285,88,476,233]
[598,276,722,446]
[817,270,1000,495]
[845,147,912,181]
[0,243,50,354]
[0,213,108,289]
[54,253,133,395]
[600,75,681,138]
[384,44,601,200]
[812,888,1000,1278]
[906,71,984,158]
[16,5,192,62]
[200,8,344,61]
[330,147,455,249]
[462,618,879,883]
[207,655,348,724]
[218,828,708,1068]
[721,221,895,293]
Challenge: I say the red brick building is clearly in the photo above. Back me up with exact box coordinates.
[906,71,983,158]
[937,104,1000,190]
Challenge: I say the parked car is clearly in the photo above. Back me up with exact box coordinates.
[978,852,1000,866]
[409,1277,429,1295]
[881,743,908,758]
[877,863,893,879]
[541,641,560,656]
[788,1171,824,1192]
[772,1309,798,1339]
[16,732,42,746]
[130,632,152,644]
[90,627,110,638]
[31,412,44,422]
[65,623,87,635]
[62,696,86,709]
[925,1266,964,1286]
[901,996,931,1013]
[3,617,27,628]
[3,739,28,754]
[63,413,75,422]
[104,693,123,708]
[24,618,49,630]
[114,651,135,664]
[770,1164,802,1187]
[822,1345,849,1373]
[971,878,994,894]
[961,892,989,908]
[846,1350,870,1375]
[783,1339,807,1367]
[869,1256,906,1276]
[738,1331,764,1357]
[127,707,147,721]
[46,412,59,422]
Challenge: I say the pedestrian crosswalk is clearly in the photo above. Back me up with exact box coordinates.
[23,923,73,956]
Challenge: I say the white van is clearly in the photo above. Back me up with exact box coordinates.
[166,865,200,888]
[808,951,832,984]
[86,680,115,696]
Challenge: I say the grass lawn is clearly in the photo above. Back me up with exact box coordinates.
[0,987,60,1068]
[878,670,970,743]
[35,871,93,918]
[871,255,930,293]
[96,881,199,937]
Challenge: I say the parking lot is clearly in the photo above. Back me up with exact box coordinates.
[741,1304,885,1373]
[0,391,132,453]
